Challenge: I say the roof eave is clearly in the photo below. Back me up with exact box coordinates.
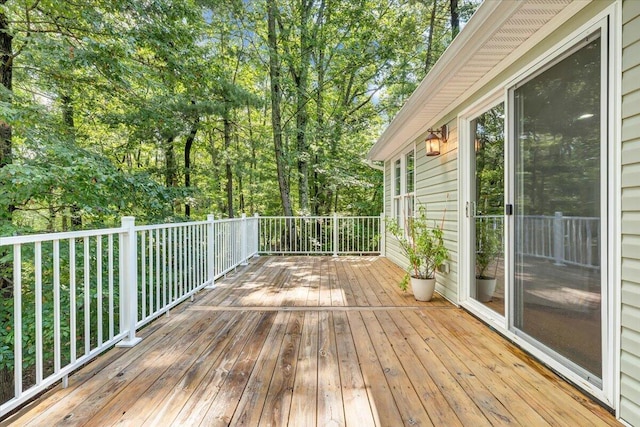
[367,0,590,162]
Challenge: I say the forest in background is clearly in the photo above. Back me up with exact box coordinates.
[0,0,479,235]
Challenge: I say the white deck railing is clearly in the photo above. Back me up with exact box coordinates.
[0,213,372,416]
[519,213,600,268]
[0,214,259,417]
[478,213,600,269]
[258,215,382,255]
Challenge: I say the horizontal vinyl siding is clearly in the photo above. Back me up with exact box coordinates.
[382,126,459,303]
[415,124,459,303]
[621,1,640,424]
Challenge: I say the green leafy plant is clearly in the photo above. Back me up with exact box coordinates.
[387,205,449,291]
[475,220,502,279]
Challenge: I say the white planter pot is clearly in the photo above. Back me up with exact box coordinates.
[410,277,436,302]
[476,277,497,302]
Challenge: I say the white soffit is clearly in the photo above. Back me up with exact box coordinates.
[368,0,591,161]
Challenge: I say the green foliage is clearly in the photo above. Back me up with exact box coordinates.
[472,102,504,280]
[0,238,122,373]
[515,38,601,218]
[0,0,480,230]
[387,206,449,289]
[475,220,501,279]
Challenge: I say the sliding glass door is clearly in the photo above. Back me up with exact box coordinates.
[512,33,604,383]
[464,28,607,388]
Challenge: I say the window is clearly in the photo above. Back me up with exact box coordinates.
[405,152,415,221]
[393,159,401,225]
[392,148,415,230]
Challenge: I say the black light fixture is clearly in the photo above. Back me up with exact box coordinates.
[425,124,448,156]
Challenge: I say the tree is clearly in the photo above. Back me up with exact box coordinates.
[267,0,294,216]
[451,0,460,38]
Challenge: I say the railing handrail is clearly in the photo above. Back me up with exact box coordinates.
[134,220,211,231]
[0,226,126,246]
[258,214,380,219]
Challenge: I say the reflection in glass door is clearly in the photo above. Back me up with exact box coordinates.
[513,34,603,383]
[471,104,505,315]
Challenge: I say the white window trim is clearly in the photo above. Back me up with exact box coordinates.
[392,145,416,233]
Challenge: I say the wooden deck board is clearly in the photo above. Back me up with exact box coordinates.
[1,256,621,427]
[288,311,319,426]
[196,312,277,427]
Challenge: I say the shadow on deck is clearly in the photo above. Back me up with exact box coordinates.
[2,256,619,426]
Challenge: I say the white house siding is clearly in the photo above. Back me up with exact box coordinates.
[382,125,459,303]
[621,1,640,424]
[414,124,459,302]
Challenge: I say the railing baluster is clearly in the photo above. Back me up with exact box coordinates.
[178,226,182,300]
[141,231,146,318]
[97,236,103,346]
[35,242,43,385]
[53,240,61,374]
[156,229,160,313]
[69,238,76,363]
[189,225,194,293]
[195,225,200,285]
[148,230,153,317]
[84,236,90,356]
[162,228,167,308]
[13,244,23,399]
[118,233,124,336]
[168,227,173,304]
[108,234,114,340]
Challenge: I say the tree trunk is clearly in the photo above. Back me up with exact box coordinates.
[425,0,438,74]
[165,136,177,188]
[267,0,293,216]
[450,0,459,38]
[223,116,234,218]
[0,2,14,404]
[62,94,82,229]
[295,0,312,212]
[312,0,327,215]
[184,118,199,218]
[1,4,13,222]
[246,102,256,214]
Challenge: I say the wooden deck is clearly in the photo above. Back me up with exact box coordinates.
[3,256,619,426]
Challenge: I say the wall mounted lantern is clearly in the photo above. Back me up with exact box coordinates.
[425,124,448,156]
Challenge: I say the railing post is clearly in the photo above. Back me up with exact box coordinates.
[333,213,339,257]
[379,212,386,257]
[254,213,260,257]
[553,211,565,266]
[241,213,248,265]
[205,214,216,289]
[116,216,142,348]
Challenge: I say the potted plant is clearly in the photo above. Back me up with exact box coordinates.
[475,219,502,302]
[388,206,449,301]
